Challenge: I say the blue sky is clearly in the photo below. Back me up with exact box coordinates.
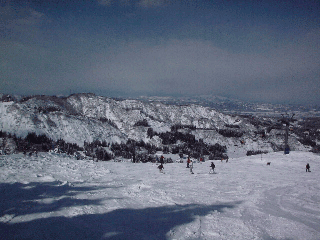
[1,0,319,104]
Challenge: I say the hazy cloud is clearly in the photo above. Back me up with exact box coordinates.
[97,0,113,6]
[97,0,168,8]
[138,0,168,8]
[0,4,45,27]
[0,3,47,44]
[85,32,319,103]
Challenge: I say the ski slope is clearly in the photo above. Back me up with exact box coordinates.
[0,151,320,239]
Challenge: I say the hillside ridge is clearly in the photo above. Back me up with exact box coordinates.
[0,93,318,158]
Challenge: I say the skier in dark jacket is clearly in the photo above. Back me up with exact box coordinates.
[210,162,215,172]
[158,164,164,173]
[306,163,310,172]
[187,157,191,168]
[160,155,164,164]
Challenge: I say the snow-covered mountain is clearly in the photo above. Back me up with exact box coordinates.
[135,94,320,117]
[0,93,313,157]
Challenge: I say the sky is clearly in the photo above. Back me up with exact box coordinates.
[1,0,319,105]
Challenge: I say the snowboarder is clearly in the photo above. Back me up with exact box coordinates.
[210,162,215,173]
[306,163,310,172]
[158,164,164,173]
[187,157,191,168]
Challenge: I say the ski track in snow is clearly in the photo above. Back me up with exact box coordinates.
[0,151,320,239]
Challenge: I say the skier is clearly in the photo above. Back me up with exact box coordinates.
[210,162,215,173]
[187,157,191,168]
[132,152,136,163]
[190,160,194,174]
[158,164,164,173]
[160,155,164,165]
[306,163,311,172]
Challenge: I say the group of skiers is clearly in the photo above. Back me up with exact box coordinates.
[158,156,217,174]
[157,156,312,174]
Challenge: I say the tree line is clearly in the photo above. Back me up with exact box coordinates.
[0,128,228,161]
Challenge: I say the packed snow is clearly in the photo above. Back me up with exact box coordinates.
[1,151,320,239]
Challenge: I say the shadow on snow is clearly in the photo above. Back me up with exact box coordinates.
[1,203,241,240]
[0,182,242,239]
[0,181,122,217]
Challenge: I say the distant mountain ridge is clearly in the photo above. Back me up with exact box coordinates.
[134,94,320,117]
[0,93,318,158]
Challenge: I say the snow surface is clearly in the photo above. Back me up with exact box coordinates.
[1,151,320,239]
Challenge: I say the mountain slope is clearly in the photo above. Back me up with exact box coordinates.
[0,93,311,157]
